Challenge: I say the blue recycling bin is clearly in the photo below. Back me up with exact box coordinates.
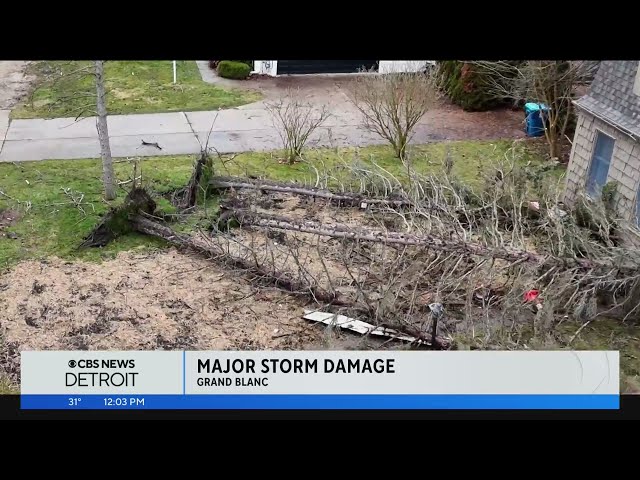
[524,102,549,137]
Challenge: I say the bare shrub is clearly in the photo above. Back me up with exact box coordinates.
[266,88,331,165]
[472,61,593,160]
[347,70,440,160]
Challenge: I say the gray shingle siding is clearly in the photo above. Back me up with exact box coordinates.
[565,61,640,233]
[565,114,640,223]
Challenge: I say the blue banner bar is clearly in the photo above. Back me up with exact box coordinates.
[21,394,620,410]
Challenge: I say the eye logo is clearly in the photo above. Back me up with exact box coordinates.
[68,360,77,368]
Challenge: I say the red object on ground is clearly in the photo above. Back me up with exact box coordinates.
[524,289,540,302]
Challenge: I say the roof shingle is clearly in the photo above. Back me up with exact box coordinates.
[575,61,640,137]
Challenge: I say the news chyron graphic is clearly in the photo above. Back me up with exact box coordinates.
[20,351,620,410]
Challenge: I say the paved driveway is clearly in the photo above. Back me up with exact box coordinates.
[204,66,525,142]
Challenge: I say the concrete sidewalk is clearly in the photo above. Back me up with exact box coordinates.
[0,110,10,153]
[0,101,525,163]
[0,107,396,162]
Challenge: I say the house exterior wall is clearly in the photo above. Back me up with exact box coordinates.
[378,61,432,74]
[565,110,640,225]
[253,61,278,76]
[252,60,433,76]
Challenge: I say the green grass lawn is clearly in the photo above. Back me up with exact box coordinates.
[226,140,562,187]
[12,61,262,119]
[0,141,560,269]
[557,319,640,394]
[0,155,191,269]
[0,139,562,270]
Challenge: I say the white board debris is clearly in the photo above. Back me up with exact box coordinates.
[303,310,424,344]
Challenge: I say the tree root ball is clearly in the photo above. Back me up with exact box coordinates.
[80,188,156,248]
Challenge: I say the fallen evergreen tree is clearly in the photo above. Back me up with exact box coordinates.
[79,152,640,350]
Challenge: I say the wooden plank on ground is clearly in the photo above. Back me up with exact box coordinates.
[303,310,424,344]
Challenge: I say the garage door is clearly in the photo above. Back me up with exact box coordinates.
[277,60,379,75]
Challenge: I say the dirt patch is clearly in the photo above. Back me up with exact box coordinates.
[0,208,21,239]
[0,209,21,229]
[111,88,144,100]
[0,251,317,360]
[417,102,526,142]
[0,250,316,351]
[0,249,389,382]
[0,61,36,110]
[0,340,20,384]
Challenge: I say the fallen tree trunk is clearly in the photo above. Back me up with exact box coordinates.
[228,209,640,273]
[130,214,349,306]
[130,214,450,349]
[210,175,413,207]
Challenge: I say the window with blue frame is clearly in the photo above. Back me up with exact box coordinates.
[586,131,615,196]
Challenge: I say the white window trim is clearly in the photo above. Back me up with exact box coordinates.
[585,129,616,198]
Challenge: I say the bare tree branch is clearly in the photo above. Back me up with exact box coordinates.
[471,60,593,159]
